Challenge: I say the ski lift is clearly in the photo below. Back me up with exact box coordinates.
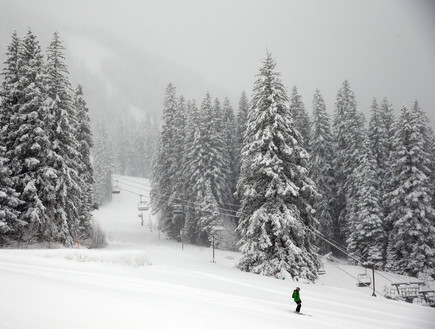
[173,204,183,215]
[318,263,326,275]
[137,195,149,211]
[357,270,372,287]
[172,204,183,224]
[112,180,121,194]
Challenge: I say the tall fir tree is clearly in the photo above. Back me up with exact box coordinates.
[171,96,187,207]
[289,86,311,152]
[73,85,94,239]
[192,94,228,244]
[222,97,238,206]
[385,104,435,278]
[309,89,335,254]
[234,91,249,207]
[236,54,319,280]
[181,99,201,243]
[0,31,24,242]
[150,83,179,239]
[44,32,82,244]
[9,30,57,242]
[347,136,385,268]
[332,80,365,249]
[0,31,21,150]
[0,146,21,244]
[92,119,113,206]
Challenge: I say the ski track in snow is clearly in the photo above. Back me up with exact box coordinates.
[1,175,434,329]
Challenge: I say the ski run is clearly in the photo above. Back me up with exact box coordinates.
[0,176,434,329]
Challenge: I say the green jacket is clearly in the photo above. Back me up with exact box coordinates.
[292,290,301,302]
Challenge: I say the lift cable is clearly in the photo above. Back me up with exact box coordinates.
[114,180,405,287]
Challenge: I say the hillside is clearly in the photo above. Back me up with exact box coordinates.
[0,175,434,329]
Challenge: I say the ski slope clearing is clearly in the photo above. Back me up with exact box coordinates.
[0,175,434,329]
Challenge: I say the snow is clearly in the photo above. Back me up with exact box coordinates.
[0,175,434,329]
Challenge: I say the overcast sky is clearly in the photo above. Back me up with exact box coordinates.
[1,0,434,127]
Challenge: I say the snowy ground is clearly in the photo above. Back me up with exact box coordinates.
[0,175,434,329]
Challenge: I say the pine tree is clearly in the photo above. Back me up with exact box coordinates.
[378,97,395,259]
[309,89,335,254]
[181,99,201,243]
[220,97,239,247]
[347,136,385,268]
[385,104,435,278]
[7,30,58,243]
[332,80,365,249]
[368,98,391,202]
[206,97,230,208]
[235,91,249,183]
[0,146,21,244]
[289,86,311,152]
[188,93,228,245]
[199,181,222,246]
[171,96,187,204]
[0,31,21,149]
[236,54,319,280]
[44,32,82,245]
[92,119,113,206]
[143,117,159,179]
[222,97,238,206]
[73,85,94,239]
[150,83,179,239]
[0,31,23,242]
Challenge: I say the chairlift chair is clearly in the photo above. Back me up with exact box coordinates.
[173,204,183,215]
[318,264,326,275]
[357,271,372,287]
[172,204,183,224]
[138,195,149,211]
[112,180,121,194]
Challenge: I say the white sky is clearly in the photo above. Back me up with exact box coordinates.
[1,0,434,126]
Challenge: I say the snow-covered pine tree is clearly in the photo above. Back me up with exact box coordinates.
[235,91,249,165]
[10,30,57,243]
[207,97,230,208]
[380,98,395,139]
[143,116,159,179]
[385,104,435,278]
[181,99,201,243]
[378,97,395,257]
[368,98,390,204]
[0,146,21,244]
[198,181,222,246]
[309,89,335,254]
[92,119,114,206]
[289,86,311,152]
[44,32,82,245]
[217,97,239,249]
[236,53,319,280]
[222,97,238,206]
[192,93,228,245]
[234,91,250,207]
[0,31,21,151]
[347,135,385,268]
[332,80,365,249]
[171,96,187,204]
[150,83,179,239]
[73,84,94,239]
[0,31,23,243]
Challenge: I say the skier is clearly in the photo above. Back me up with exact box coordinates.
[292,287,301,313]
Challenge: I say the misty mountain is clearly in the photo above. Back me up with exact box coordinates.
[0,9,229,122]
[64,28,229,121]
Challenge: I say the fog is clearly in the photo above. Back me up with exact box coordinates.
[1,0,434,127]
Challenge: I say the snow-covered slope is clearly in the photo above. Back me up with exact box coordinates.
[0,175,434,329]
